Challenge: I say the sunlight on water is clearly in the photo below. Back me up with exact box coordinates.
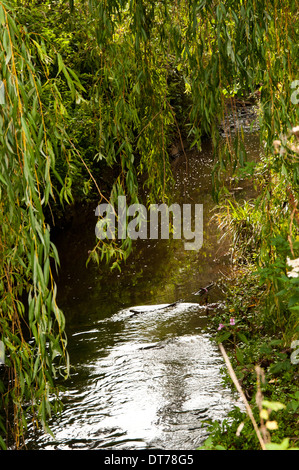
[25,132,258,450]
[26,302,242,450]
[28,332,239,449]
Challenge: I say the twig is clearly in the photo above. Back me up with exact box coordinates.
[128,283,216,316]
[135,107,164,141]
[218,342,266,450]
[194,282,214,295]
[67,137,111,207]
[129,301,179,316]
[166,100,189,173]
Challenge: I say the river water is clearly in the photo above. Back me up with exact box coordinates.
[25,130,260,450]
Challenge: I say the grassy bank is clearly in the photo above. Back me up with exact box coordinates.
[200,133,299,449]
[199,266,299,450]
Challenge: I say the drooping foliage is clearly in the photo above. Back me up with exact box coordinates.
[0,0,298,448]
[0,0,83,447]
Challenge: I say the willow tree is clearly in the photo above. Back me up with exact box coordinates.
[0,1,84,448]
[79,0,298,272]
[0,0,298,448]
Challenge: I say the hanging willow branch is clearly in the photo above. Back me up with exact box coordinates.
[0,1,83,448]
[0,0,298,449]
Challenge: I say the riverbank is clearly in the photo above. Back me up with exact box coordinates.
[200,253,299,450]
[196,118,299,449]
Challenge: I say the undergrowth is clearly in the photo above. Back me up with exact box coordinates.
[200,252,299,449]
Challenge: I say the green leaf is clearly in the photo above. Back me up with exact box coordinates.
[0,5,5,26]
[262,400,286,411]
[0,435,7,450]
[0,172,7,186]
[217,331,232,343]
[269,360,291,374]
[237,332,249,344]
[236,347,244,364]
[57,53,64,76]
[266,438,290,450]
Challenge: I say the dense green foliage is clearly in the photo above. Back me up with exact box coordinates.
[200,269,299,450]
[0,0,298,449]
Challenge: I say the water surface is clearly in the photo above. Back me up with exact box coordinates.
[25,132,260,449]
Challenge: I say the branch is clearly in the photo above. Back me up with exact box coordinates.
[218,342,266,450]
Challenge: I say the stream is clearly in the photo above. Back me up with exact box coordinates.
[25,129,260,450]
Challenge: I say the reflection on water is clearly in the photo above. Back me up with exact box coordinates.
[28,304,239,450]
[25,133,259,450]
